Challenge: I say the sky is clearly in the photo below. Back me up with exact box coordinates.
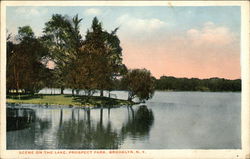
[6,6,241,79]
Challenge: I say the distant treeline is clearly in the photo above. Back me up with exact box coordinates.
[154,76,241,92]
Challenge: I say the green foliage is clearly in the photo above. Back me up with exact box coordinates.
[6,15,155,103]
[121,69,155,102]
[42,15,125,96]
[155,76,241,92]
[18,26,34,40]
[67,17,125,95]
[83,17,110,92]
[42,14,83,94]
[7,26,49,94]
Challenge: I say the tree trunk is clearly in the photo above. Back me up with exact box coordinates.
[128,91,134,102]
[60,87,64,94]
[100,106,103,125]
[59,109,63,127]
[71,109,75,120]
[76,89,80,95]
[87,90,91,96]
[87,108,91,128]
[14,64,20,99]
[128,95,132,102]
[108,107,110,119]
[100,90,103,96]
[72,89,74,96]
[129,106,135,120]
[85,90,91,102]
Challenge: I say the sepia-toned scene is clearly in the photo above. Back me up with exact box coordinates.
[6,6,241,149]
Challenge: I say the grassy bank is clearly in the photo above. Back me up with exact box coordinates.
[6,94,134,107]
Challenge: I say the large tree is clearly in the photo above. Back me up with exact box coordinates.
[87,17,111,96]
[63,15,84,95]
[121,69,155,102]
[42,14,83,94]
[43,15,126,96]
[102,27,128,96]
[82,17,126,97]
[7,26,49,95]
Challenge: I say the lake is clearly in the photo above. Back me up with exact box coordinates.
[6,91,241,149]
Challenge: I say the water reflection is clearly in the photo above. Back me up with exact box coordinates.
[56,108,121,149]
[121,105,154,139]
[7,92,241,149]
[7,105,154,149]
[7,108,36,131]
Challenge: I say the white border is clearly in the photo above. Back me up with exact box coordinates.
[1,1,249,159]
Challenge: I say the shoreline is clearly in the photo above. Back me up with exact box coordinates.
[6,102,135,109]
[155,90,241,93]
[6,94,135,108]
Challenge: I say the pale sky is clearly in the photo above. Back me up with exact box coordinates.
[6,6,241,79]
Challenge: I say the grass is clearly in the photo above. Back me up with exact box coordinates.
[6,94,134,107]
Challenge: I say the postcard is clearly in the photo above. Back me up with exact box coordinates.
[0,1,249,159]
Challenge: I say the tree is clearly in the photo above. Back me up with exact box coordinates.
[84,17,112,96]
[155,76,241,92]
[82,17,126,97]
[102,28,128,96]
[43,15,127,96]
[67,47,98,97]
[6,34,16,94]
[7,26,49,95]
[63,14,84,95]
[65,17,107,96]
[17,26,34,40]
[121,69,155,102]
[42,14,83,94]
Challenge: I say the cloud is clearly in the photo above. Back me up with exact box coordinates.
[84,8,101,15]
[15,7,48,16]
[117,14,167,32]
[186,21,237,46]
[120,21,240,79]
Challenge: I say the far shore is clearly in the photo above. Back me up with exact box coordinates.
[155,90,241,92]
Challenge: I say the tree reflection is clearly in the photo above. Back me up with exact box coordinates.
[7,108,52,149]
[7,105,154,149]
[56,108,121,149]
[121,105,154,138]
[55,106,154,149]
[7,108,36,131]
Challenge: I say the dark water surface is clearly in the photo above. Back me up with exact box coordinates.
[7,91,241,149]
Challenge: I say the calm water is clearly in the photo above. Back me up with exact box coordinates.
[7,91,241,149]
